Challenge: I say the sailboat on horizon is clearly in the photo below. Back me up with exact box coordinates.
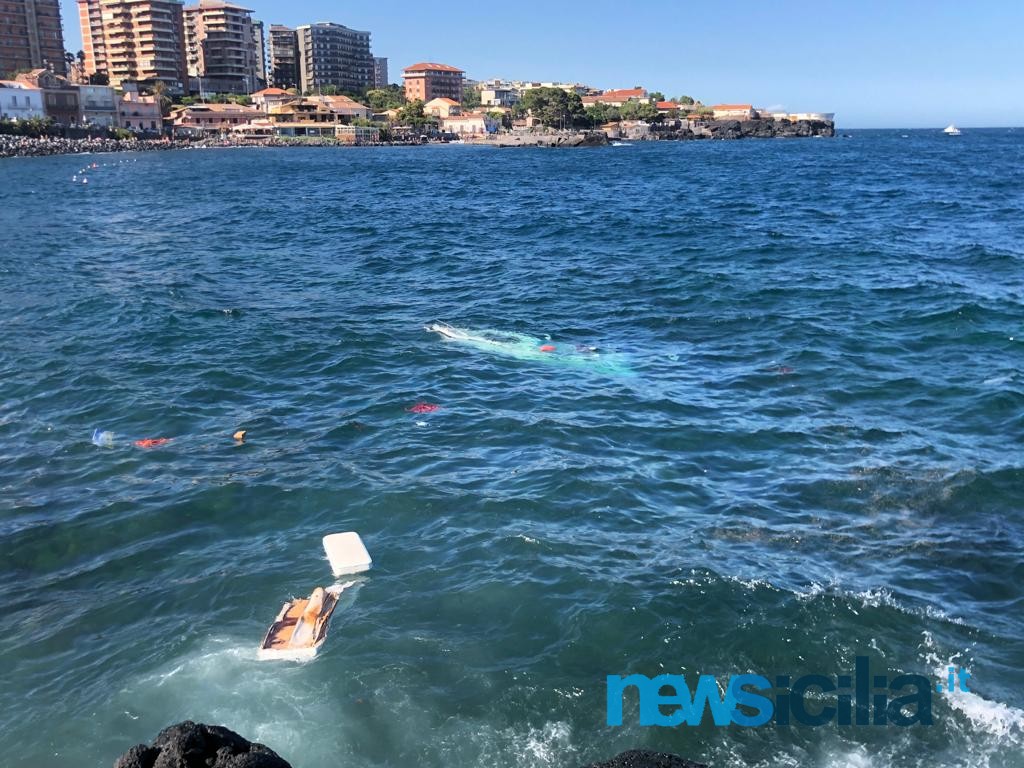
[943,124,962,136]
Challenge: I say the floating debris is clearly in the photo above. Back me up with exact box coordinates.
[407,402,440,414]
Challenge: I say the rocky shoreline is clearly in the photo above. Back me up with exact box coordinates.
[662,118,836,140]
[484,130,612,148]
[113,722,708,768]
[0,135,410,159]
[471,119,834,147]
[1,119,834,158]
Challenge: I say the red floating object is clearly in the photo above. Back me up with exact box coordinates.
[134,438,171,448]
[539,344,556,353]
[407,403,441,414]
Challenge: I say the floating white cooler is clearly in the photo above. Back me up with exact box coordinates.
[257,532,371,661]
[322,531,372,577]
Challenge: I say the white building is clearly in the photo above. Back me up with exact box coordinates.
[441,112,498,135]
[0,79,45,121]
[79,84,119,127]
[710,104,757,120]
[789,112,835,122]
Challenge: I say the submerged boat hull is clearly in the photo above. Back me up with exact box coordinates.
[257,585,342,661]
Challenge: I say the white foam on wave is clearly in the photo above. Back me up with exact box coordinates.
[791,581,969,627]
[115,636,580,767]
[920,635,1024,741]
[115,636,349,763]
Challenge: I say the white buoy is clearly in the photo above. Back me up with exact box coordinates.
[322,532,372,577]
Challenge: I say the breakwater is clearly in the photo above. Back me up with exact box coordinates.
[0,135,403,159]
[0,135,194,158]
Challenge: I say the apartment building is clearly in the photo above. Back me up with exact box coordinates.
[296,22,372,95]
[372,56,387,88]
[78,0,187,92]
[402,62,463,103]
[183,0,259,93]
[267,24,296,88]
[251,19,265,86]
[0,0,66,77]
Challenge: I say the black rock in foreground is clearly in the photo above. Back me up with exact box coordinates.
[113,723,707,768]
[113,721,291,768]
[580,750,707,768]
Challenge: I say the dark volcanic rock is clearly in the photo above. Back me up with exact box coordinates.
[656,117,834,141]
[580,749,707,768]
[113,722,291,768]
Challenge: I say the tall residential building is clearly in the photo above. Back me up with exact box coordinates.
[372,56,387,88]
[0,0,66,77]
[78,0,187,92]
[251,19,265,87]
[267,24,296,89]
[183,0,259,93]
[296,22,371,95]
[403,62,463,104]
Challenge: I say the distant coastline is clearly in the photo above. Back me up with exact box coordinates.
[0,118,836,159]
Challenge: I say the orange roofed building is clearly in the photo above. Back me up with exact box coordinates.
[403,62,463,104]
[581,88,648,107]
[251,86,292,112]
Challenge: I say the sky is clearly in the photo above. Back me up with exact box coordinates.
[58,0,1024,128]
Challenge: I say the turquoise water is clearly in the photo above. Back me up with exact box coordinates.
[1,132,1023,767]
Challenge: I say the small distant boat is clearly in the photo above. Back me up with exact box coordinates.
[943,124,962,136]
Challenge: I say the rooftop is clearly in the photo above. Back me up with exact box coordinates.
[0,79,39,90]
[600,88,647,100]
[183,0,253,12]
[403,62,464,74]
[171,102,260,113]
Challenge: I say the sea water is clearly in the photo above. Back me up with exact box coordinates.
[1,132,1023,767]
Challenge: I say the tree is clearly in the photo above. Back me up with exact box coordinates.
[619,100,640,120]
[88,72,109,85]
[486,110,507,129]
[585,103,619,126]
[649,91,665,102]
[396,99,436,128]
[462,86,481,109]
[677,95,695,105]
[144,80,173,117]
[320,85,340,96]
[364,85,405,110]
[519,87,585,129]
[636,102,661,122]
